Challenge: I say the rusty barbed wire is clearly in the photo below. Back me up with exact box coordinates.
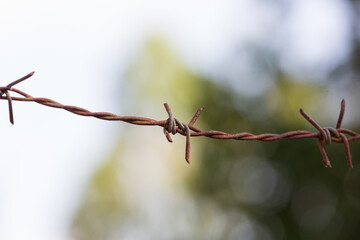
[1,72,360,167]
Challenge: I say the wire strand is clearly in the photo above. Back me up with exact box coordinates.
[1,72,359,167]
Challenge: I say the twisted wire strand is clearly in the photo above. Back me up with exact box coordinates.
[1,72,360,167]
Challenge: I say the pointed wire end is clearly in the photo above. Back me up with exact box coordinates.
[347,151,353,169]
[20,71,35,80]
[5,91,14,125]
[19,71,35,81]
[185,147,191,163]
[340,133,353,169]
[321,152,332,168]
[316,139,332,169]
[336,99,346,129]
[189,107,205,126]
[299,108,312,126]
[324,161,332,168]
[185,142,191,164]
[299,108,306,119]
[9,110,14,125]
[322,153,332,168]
[184,124,191,164]
[163,103,171,112]
[340,99,345,116]
[166,134,173,143]
[299,108,305,115]
[163,128,173,143]
[7,71,36,88]
[341,98,345,106]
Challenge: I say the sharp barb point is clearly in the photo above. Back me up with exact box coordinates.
[340,133,353,169]
[7,71,35,88]
[5,91,14,125]
[336,99,346,129]
[189,107,204,126]
[185,124,191,164]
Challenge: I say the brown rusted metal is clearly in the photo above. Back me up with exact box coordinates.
[336,99,345,129]
[1,72,360,167]
[189,107,204,126]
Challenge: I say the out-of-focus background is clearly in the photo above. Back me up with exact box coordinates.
[1,0,360,239]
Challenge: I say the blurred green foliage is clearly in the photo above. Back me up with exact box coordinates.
[72,39,360,240]
[72,146,128,240]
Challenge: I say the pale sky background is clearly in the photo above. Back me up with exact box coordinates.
[0,0,353,239]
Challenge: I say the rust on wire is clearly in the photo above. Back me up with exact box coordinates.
[0,71,35,124]
[1,72,360,167]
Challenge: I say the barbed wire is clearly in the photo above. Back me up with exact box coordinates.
[1,72,360,167]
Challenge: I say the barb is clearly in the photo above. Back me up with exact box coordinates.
[1,72,360,167]
[0,72,35,124]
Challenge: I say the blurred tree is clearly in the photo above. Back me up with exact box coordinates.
[72,147,128,240]
[72,38,360,240]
